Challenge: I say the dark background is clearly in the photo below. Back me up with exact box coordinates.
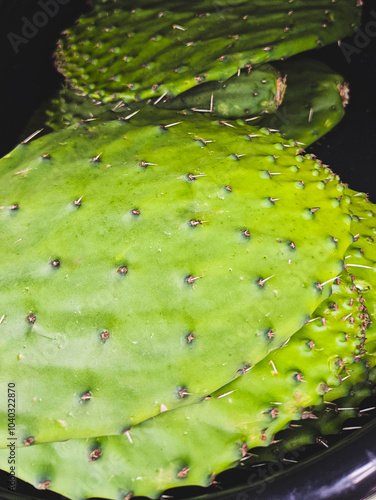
[0,1,375,499]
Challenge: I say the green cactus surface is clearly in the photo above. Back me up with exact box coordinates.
[0,265,374,499]
[21,59,347,150]
[0,108,355,447]
[56,0,361,104]
[258,59,349,145]
[157,64,286,118]
[1,107,376,499]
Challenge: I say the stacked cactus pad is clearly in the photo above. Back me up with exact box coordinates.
[1,1,375,499]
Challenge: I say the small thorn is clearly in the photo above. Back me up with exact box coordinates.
[121,109,140,121]
[22,129,43,144]
[117,266,128,275]
[216,389,237,399]
[189,219,207,227]
[23,436,35,446]
[219,120,236,128]
[88,448,102,462]
[178,388,189,398]
[92,153,102,162]
[140,161,157,167]
[258,275,274,287]
[185,275,203,284]
[187,173,206,181]
[177,467,190,478]
[316,438,329,448]
[154,92,167,105]
[270,360,278,375]
[161,121,182,129]
[186,333,195,343]
[37,481,51,490]
[27,314,36,324]
[74,196,83,207]
[100,330,110,340]
[124,429,133,443]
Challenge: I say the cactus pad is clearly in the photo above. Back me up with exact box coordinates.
[56,0,361,103]
[0,265,374,499]
[258,58,349,145]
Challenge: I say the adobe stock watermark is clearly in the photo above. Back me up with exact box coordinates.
[7,0,71,54]
[340,9,376,63]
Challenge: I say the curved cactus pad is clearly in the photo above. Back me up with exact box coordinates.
[0,107,355,449]
[0,262,375,499]
[258,58,349,145]
[56,0,361,103]
[157,64,286,118]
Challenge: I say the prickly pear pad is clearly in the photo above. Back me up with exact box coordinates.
[0,108,353,447]
[57,0,361,103]
[0,268,372,500]
[258,59,348,146]
[157,64,286,118]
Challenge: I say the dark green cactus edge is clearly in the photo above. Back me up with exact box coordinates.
[0,108,376,499]
[55,0,361,104]
[21,58,347,149]
[257,58,349,146]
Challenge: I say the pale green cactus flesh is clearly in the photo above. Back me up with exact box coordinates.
[56,0,361,104]
[0,108,354,447]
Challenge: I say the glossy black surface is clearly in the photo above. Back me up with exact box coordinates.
[0,1,375,499]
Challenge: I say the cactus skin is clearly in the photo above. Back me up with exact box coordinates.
[0,264,374,500]
[258,59,349,145]
[157,65,286,118]
[0,108,355,447]
[242,373,376,468]
[56,0,361,104]
[20,60,346,149]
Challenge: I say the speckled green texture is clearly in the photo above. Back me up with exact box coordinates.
[56,0,361,103]
[0,108,354,448]
[0,266,373,500]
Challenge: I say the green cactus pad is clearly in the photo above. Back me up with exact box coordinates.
[0,108,354,448]
[0,266,373,500]
[242,373,376,467]
[257,58,349,146]
[56,0,361,104]
[21,59,346,150]
[157,65,286,118]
